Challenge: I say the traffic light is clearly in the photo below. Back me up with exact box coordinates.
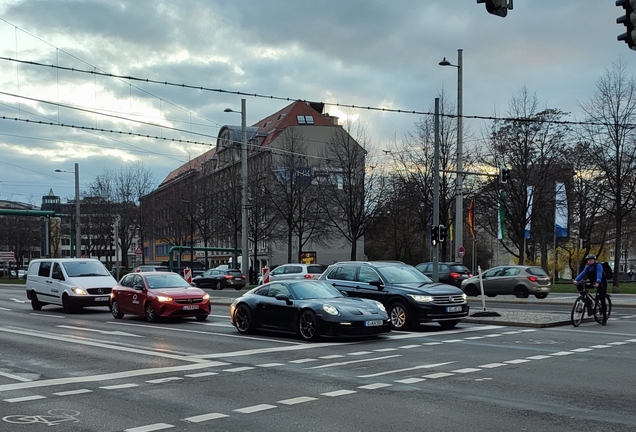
[499,167,511,184]
[439,225,448,243]
[476,0,512,17]
[617,0,636,50]
[431,225,439,246]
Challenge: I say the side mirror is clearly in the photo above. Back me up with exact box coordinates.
[275,294,293,305]
[133,284,145,291]
[369,280,384,290]
[339,290,348,297]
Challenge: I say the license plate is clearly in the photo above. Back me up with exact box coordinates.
[182,305,199,310]
[364,320,383,327]
[234,277,242,281]
[446,306,462,312]
[95,296,109,301]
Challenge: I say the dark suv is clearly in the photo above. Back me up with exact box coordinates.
[320,261,468,330]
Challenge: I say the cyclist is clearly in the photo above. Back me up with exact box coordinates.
[573,254,607,325]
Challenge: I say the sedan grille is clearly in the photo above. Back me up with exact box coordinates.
[175,298,203,304]
[433,294,465,304]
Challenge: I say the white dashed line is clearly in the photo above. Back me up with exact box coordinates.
[549,351,574,356]
[319,355,345,359]
[443,339,463,343]
[321,390,357,397]
[484,334,502,338]
[398,345,420,349]
[627,339,636,343]
[358,383,392,390]
[289,359,317,364]
[0,307,10,311]
[519,329,537,332]
[146,377,183,384]
[277,396,318,405]
[124,423,174,432]
[357,362,455,378]
[373,348,399,352]
[348,351,372,356]
[505,359,531,364]
[526,355,553,360]
[607,341,628,345]
[501,331,521,335]
[4,395,46,403]
[100,383,139,390]
[422,342,443,346]
[223,367,255,372]
[53,389,92,396]
[422,372,455,379]
[464,336,485,340]
[394,378,426,384]
[589,345,611,349]
[308,355,401,370]
[570,348,594,353]
[451,368,481,374]
[478,363,508,369]
[256,363,285,367]
[183,413,229,423]
[184,372,218,378]
[234,404,277,414]
[0,371,31,382]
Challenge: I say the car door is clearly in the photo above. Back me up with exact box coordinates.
[325,265,359,297]
[354,267,388,303]
[129,274,147,315]
[49,262,67,305]
[500,267,521,294]
[115,274,135,313]
[483,267,507,294]
[260,283,295,331]
[36,261,55,303]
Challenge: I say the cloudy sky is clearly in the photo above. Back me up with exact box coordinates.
[0,0,631,205]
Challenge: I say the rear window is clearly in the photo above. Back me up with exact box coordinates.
[227,270,243,276]
[526,267,548,276]
[450,265,470,272]
[307,265,326,274]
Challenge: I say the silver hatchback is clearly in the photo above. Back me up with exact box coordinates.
[461,265,551,299]
[268,263,327,282]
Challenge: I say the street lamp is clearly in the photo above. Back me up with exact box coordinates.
[224,99,249,279]
[440,49,463,263]
[55,163,81,258]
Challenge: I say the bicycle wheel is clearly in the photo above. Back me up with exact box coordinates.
[571,297,585,327]
[593,295,612,324]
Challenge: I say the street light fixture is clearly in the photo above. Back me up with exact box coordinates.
[55,163,81,258]
[440,49,463,263]
[224,99,249,279]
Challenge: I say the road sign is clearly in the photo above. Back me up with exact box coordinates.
[262,267,270,284]
[134,246,143,255]
[458,246,466,258]
[184,267,192,284]
[0,251,16,262]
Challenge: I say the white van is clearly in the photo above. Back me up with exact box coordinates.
[26,258,117,313]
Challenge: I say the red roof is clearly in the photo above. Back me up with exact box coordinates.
[160,147,216,186]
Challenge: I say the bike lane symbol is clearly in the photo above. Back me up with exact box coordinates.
[3,409,80,426]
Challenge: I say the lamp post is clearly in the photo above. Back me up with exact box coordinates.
[55,163,81,258]
[440,49,463,263]
[224,99,249,279]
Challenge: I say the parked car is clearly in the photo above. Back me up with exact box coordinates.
[110,272,210,322]
[268,263,328,282]
[230,280,390,341]
[319,261,468,330]
[134,265,170,273]
[460,265,551,299]
[415,262,472,288]
[161,260,206,277]
[192,268,246,290]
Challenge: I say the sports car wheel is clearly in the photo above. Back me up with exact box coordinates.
[234,304,254,333]
[110,299,124,319]
[31,292,42,311]
[145,302,158,323]
[388,302,410,330]
[298,310,320,341]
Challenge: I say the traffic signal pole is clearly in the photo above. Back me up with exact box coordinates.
[433,98,440,283]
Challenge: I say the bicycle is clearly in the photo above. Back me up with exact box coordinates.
[570,281,612,327]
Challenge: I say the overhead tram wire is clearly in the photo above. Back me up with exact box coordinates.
[1,56,635,130]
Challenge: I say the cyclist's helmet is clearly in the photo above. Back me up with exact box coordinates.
[585,254,597,260]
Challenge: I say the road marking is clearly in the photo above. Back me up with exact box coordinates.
[526,355,553,359]
[10,298,28,304]
[256,363,285,368]
[397,345,420,349]
[125,423,174,432]
[627,339,636,343]
[505,359,531,364]
[0,360,229,393]
[452,368,481,373]
[394,378,426,384]
[100,383,139,390]
[234,404,277,414]
[422,372,454,379]
[208,314,231,319]
[570,348,594,353]
[191,342,344,360]
[184,372,218,378]
[53,389,92,396]
[0,371,31,382]
[289,359,317,364]
[589,345,611,349]
[549,351,573,356]
[4,395,46,403]
[277,396,318,405]
[308,355,401,370]
[483,334,502,338]
[223,367,255,372]
[464,336,484,340]
[519,329,538,332]
[422,342,443,346]
[0,306,10,311]
[321,390,357,397]
[29,313,64,318]
[357,362,456,378]
[385,325,503,340]
[347,351,372,356]
[319,355,345,359]
[358,383,392,390]
[501,331,522,335]
[57,325,144,338]
[198,322,234,328]
[607,341,628,345]
[478,363,508,369]
[443,339,463,343]
[146,377,183,384]
[183,412,229,423]
[373,348,399,352]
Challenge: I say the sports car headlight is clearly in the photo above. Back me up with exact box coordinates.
[322,304,339,316]
[157,295,173,302]
[374,301,386,312]
[72,288,87,295]
[408,294,434,303]
[203,293,210,300]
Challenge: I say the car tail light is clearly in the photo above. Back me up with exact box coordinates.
[224,275,233,279]
[304,274,315,278]
[241,275,246,280]
[450,272,461,279]
[527,276,538,282]
[468,273,473,277]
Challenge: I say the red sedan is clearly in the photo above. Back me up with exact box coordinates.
[110,272,210,322]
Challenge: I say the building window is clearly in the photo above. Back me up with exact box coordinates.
[296,115,314,125]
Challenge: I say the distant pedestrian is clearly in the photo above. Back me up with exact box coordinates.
[249,267,255,285]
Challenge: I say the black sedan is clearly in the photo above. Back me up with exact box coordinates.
[192,268,246,290]
[229,280,390,341]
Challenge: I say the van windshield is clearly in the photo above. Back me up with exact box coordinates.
[63,261,111,277]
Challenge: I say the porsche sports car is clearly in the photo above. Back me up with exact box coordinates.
[110,272,210,322]
[229,280,390,341]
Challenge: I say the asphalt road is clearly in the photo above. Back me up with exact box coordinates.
[1,285,636,431]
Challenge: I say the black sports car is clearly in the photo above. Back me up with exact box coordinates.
[229,280,390,341]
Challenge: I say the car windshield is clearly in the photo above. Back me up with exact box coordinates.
[526,267,548,276]
[62,261,111,277]
[290,281,343,300]
[145,274,189,289]
[378,264,433,284]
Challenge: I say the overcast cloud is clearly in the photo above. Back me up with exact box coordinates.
[0,0,631,204]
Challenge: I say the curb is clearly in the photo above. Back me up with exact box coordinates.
[463,316,595,328]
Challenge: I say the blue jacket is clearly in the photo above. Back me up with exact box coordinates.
[575,262,605,285]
